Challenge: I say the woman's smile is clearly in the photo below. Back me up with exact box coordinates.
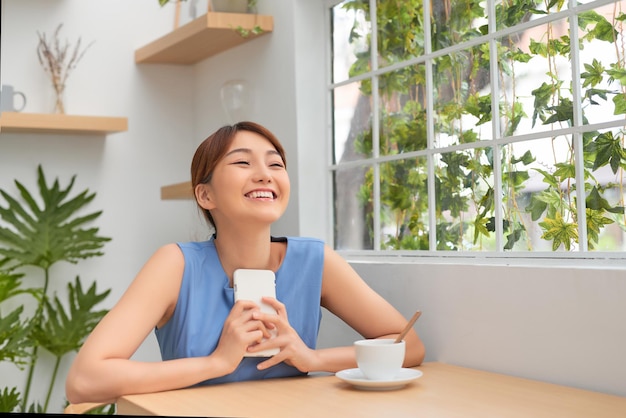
[245,189,277,200]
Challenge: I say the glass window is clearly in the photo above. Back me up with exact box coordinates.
[329,0,626,255]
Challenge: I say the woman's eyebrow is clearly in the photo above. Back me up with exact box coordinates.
[225,148,252,157]
[225,148,281,158]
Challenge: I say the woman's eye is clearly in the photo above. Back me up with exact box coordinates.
[270,162,285,168]
[234,161,250,165]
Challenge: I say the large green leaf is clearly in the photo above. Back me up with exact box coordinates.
[0,306,33,367]
[0,166,111,270]
[32,276,110,357]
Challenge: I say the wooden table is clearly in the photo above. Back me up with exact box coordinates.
[117,362,626,417]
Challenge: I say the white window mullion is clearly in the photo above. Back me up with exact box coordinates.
[424,0,437,251]
[569,2,588,251]
[370,0,381,250]
[488,0,504,252]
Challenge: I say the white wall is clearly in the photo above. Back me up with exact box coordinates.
[1,0,625,413]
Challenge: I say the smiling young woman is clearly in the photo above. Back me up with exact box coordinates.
[65,121,425,404]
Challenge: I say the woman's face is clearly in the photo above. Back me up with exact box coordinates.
[199,130,290,230]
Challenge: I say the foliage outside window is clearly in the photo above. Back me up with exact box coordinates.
[330,0,626,254]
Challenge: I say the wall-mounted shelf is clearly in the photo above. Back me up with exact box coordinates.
[135,12,274,64]
[161,181,193,200]
[0,112,128,135]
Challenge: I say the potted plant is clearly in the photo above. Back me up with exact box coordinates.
[213,0,260,13]
[0,166,112,413]
[158,0,258,14]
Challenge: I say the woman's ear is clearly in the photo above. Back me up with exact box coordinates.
[195,183,216,210]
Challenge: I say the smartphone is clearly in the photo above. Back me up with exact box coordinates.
[233,269,279,357]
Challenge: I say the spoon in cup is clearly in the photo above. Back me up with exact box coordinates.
[394,310,422,343]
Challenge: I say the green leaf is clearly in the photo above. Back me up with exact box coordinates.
[531,82,560,127]
[606,65,626,85]
[590,17,618,42]
[543,97,574,126]
[32,276,110,357]
[581,59,605,88]
[613,94,626,115]
[473,216,490,244]
[586,186,624,214]
[553,162,576,180]
[586,208,614,249]
[529,39,548,57]
[504,223,525,250]
[0,263,25,303]
[0,306,33,367]
[586,131,626,173]
[510,150,535,166]
[0,387,21,413]
[0,166,111,271]
[526,195,548,221]
[539,212,578,251]
[584,88,609,106]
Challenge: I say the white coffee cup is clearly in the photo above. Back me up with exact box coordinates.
[354,339,405,380]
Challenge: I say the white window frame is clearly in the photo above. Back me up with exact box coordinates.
[324,0,626,266]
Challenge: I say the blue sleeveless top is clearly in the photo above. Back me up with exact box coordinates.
[154,236,324,385]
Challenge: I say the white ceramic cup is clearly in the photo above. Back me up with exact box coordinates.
[0,84,26,112]
[354,339,405,380]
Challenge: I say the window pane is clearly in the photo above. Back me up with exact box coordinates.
[431,0,487,52]
[376,0,424,66]
[584,128,626,251]
[578,4,626,125]
[333,81,373,163]
[379,65,428,155]
[379,158,430,250]
[499,19,574,137]
[333,165,374,250]
[332,1,372,83]
[505,136,579,252]
[328,0,626,256]
[496,0,570,30]
[435,148,495,251]
[433,45,493,147]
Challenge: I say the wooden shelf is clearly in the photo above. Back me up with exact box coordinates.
[0,112,128,135]
[161,181,193,200]
[135,12,273,64]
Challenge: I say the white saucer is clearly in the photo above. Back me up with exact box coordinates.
[335,368,423,390]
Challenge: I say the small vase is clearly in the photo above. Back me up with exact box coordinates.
[210,0,248,13]
[51,84,66,114]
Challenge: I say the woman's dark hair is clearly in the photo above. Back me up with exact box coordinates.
[191,121,287,230]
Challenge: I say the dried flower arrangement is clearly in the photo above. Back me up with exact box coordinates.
[36,24,94,114]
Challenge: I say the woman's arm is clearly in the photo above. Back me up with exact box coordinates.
[317,245,425,371]
[65,244,266,404]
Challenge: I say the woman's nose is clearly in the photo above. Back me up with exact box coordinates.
[252,165,271,183]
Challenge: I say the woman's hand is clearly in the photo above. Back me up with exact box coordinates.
[212,300,275,372]
[249,297,321,373]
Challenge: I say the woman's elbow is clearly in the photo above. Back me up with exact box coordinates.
[65,364,109,404]
[404,333,426,367]
[65,370,88,404]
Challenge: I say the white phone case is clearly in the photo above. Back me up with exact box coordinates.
[233,269,279,357]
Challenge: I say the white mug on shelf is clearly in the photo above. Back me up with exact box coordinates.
[0,84,27,112]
